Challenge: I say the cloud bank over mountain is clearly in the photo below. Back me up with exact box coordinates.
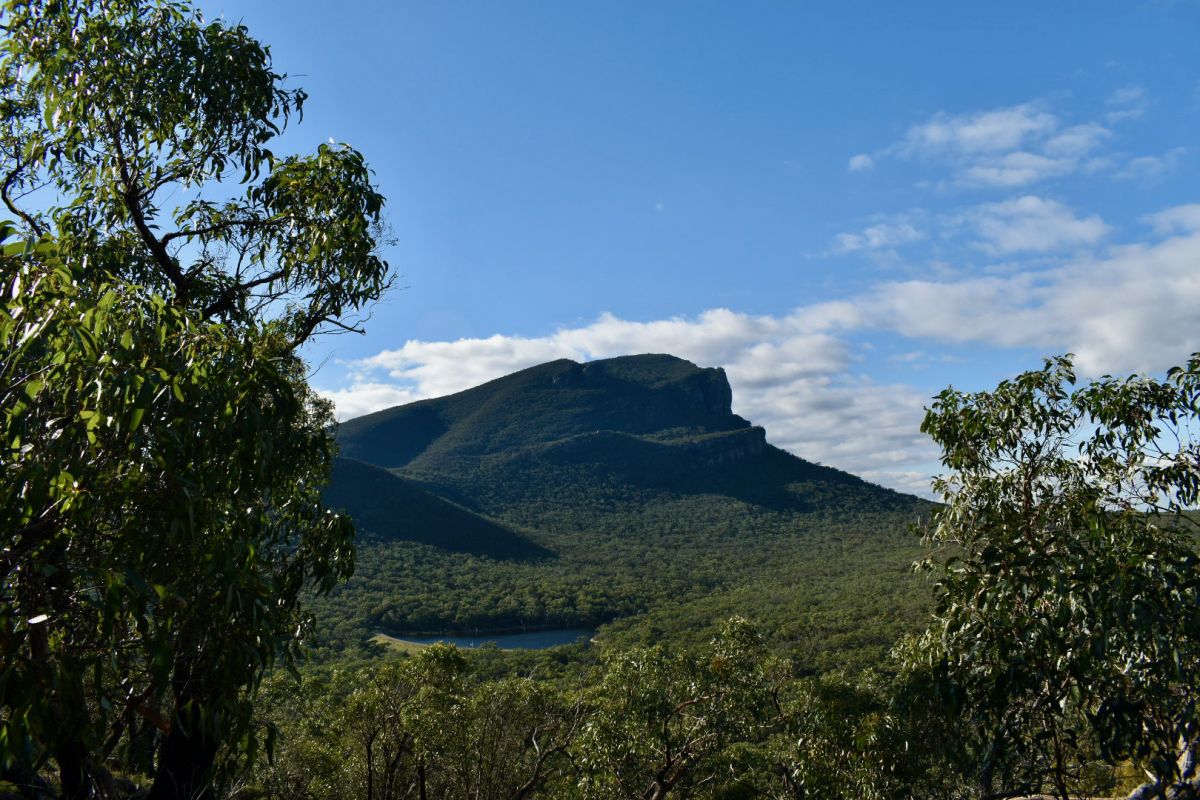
[319,94,1197,497]
[321,208,1200,496]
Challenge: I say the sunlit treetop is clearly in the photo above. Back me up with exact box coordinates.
[1,0,390,346]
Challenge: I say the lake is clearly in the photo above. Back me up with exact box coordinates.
[398,628,596,650]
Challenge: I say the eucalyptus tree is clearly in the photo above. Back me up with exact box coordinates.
[1,0,390,796]
[255,646,580,800]
[577,618,774,800]
[911,354,1200,800]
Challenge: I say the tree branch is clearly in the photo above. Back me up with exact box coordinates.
[200,269,287,320]
[289,313,365,350]
[106,111,189,300]
[161,215,275,246]
[2,157,46,237]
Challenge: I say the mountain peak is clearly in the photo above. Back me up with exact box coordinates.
[336,354,748,468]
[330,353,917,560]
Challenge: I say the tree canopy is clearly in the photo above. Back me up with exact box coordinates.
[3,3,1199,800]
[0,0,389,796]
[910,353,1200,800]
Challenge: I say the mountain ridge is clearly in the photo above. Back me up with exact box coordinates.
[323,457,553,559]
[336,354,752,469]
[336,353,916,520]
[315,353,930,664]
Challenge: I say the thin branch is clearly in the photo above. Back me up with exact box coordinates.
[106,111,189,300]
[200,268,286,319]
[161,215,275,246]
[289,313,365,350]
[2,157,46,237]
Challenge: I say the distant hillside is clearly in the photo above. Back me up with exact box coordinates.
[337,353,912,516]
[319,354,931,668]
[324,457,552,560]
[337,355,748,468]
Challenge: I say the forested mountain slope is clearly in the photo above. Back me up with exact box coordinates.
[337,354,911,514]
[318,354,931,670]
[324,458,552,559]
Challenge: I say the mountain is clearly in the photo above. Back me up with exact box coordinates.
[323,458,551,560]
[336,355,747,468]
[336,354,912,515]
[321,354,930,669]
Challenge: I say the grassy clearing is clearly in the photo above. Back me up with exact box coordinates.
[370,632,428,655]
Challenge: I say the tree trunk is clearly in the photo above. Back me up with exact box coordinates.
[1125,739,1200,800]
[1049,722,1071,800]
[55,738,93,800]
[147,699,218,800]
[366,733,375,800]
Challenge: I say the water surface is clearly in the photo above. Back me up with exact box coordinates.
[401,628,595,650]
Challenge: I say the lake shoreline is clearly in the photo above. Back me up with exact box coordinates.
[373,627,597,651]
[379,623,596,638]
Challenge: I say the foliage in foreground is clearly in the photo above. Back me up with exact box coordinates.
[251,616,1135,800]
[912,354,1200,799]
[255,620,967,800]
[1,0,389,796]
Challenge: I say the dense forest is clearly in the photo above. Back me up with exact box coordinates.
[3,2,1200,800]
[315,354,932,673]
[275,353,1200,800]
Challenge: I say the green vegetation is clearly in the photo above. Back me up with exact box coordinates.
[318,353,929,672]
[907,354,1200,799]
[248,617,1134,800]
[4,1,1199,798]
[310,507,929,673]
[0,0,387,796]
[261,353,1200,800]
[325,458,552,560]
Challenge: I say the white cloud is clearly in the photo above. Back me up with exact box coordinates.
[833,196,1107,258]
[857,470,937,498]
[1113,146,1187,181]
[964,196,1109,254]
[810,215,1200,375]
[870,96,1170,189]
[848,153,875,172]
[1107,87,1146,106]
[833,221,924,253]
[903,103,1058,155]
[320,207,1200,496]
[360,334,579,400]
[319,381,419,420]
[733,374,934,488]
[1042,123,1111,158]
[1105,86,1149,123]
[896,103,1081,189]
[958,151,1076,188]
[1144,203,1200,234]
[1049,234,1200,374]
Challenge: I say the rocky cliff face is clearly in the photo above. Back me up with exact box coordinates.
[680,426,767,467]
[548,356,741,432]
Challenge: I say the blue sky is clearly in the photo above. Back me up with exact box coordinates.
[208,1,1200,494]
